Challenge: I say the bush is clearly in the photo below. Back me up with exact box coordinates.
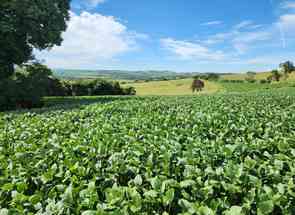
[60,79,136,97]
[220,79,244,83]
[0,78,18,111]
[123,87,136,95]
[245,79,256,83]
[260,79,270,84]
[0,63,53,111]
[203,73,220,81]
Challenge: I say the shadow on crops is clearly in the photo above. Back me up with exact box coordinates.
[8,96,137,115]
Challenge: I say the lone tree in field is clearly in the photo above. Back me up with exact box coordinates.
[245,71,256,83]
[191,76,205,93]
[279,61,295,79]
[0,0,71,79]
[268,69,282,82]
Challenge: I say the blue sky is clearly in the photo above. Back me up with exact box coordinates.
[37,0,295,73]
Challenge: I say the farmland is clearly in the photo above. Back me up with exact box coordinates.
[122,79,221,96]
[1,89,295,214]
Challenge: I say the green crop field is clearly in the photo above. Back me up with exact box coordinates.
[1,89,295,214]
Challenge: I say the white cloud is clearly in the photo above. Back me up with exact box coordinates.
[234,20,254,30]
[87,0,106,7]
[281,1,295,9]
[37,11,146,69]
[204,27,272,54]
[161,38,225,61]
[275,13,295,48]
[232,31,272,53]
[201,21,223,26]
[277,13,295,34]
[246,54,295,65]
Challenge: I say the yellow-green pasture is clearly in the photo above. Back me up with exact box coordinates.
[123,79,221,96]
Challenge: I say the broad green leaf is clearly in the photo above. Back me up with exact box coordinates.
[163,188,174,205]
[198,206,214,215]
[144,190,158,198]
[224,206,243,215]
[258,200,274,215]
[180,180,196,188]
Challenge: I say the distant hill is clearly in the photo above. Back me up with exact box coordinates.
[53,69,232,80]
[53,69,191,80]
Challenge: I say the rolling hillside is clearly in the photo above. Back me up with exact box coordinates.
[123,79,222,96]
[53,69,196,80]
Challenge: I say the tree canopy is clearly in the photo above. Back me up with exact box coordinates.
[0,0,71,79]
[279,61,295,77]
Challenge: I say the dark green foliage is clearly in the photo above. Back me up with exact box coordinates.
[123,87,136,95]
[202,73,220,81]
[0,78,18,110]
[279,61,295,78]
[245,71,256,83]
[220,79,245,83]
[62,79,136,97]
[0,64,136,111]
[268,70,282,82]
[0,63,54,110]
[0,0,71,77]
[260,79,271,84]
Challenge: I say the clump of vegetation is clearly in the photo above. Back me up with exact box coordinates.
[220,79,245,83]
[279,61,295,79]
[202,73,220,81]
[191,76,205,92]
[245,71,256,83]
[259,79,271,84]
[267,69,282,82]
[0,63,55,110]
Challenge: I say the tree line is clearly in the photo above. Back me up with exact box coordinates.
[0,63,135,111]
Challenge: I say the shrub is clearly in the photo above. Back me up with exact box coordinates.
[260,79,270,84]
[123,87,136,95]
[246,79,257,83]
[0,63,52,111]
[203,73,220,81]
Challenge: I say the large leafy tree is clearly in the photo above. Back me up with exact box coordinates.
[0,0,71,79]
[269,69,282,82]
[279,61,295,78]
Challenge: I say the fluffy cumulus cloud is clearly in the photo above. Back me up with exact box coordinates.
[161,38,225,61]
[37,12,146,68]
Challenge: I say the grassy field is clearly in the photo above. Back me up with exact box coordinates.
[122,77,295,95]
[123,79,221,96]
